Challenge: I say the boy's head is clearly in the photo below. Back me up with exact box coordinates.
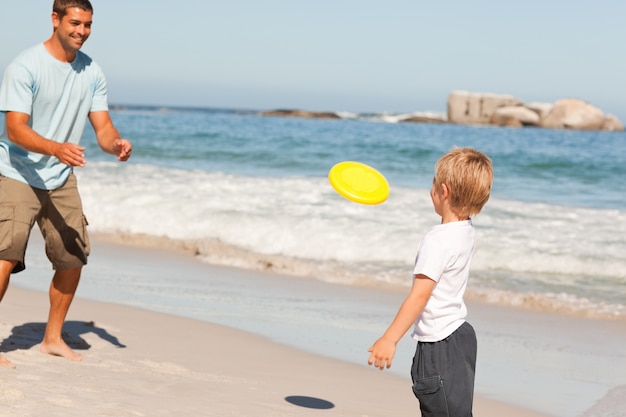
[433,147,493,218]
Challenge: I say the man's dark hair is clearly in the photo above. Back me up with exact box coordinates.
[53,0,93,19]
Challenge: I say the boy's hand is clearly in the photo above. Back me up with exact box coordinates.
[367,337,396,370]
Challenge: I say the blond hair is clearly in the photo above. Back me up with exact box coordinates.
[434,147,493,217]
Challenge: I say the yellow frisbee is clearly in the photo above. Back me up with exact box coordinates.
[328,161,390,205]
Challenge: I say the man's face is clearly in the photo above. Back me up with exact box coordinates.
[52,7,93,53]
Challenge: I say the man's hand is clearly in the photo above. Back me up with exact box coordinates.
[112,138,132,161]
[55,143,86,167]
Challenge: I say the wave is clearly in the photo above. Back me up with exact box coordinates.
[77,162,626,320]
[92,230,626,321]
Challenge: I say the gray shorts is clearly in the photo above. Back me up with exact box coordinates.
[411,322,477,417]
[0,174,90,273]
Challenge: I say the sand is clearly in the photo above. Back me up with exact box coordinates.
[0,284,554,417]
[5,233,626,416]
[0,240,564,416]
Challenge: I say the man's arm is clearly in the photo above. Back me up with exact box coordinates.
[88,111,132,161]
[367,274,436,370]
[5,111,86,166]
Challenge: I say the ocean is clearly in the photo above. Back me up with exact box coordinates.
[13,106,626,416]
[78,106,626,319]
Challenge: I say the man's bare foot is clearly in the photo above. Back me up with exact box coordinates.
[40,341,83,362]
[0,353,15,369]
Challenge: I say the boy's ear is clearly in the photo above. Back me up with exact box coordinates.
[440,183,450,199]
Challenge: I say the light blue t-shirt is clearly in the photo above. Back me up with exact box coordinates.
[0,43,108,189]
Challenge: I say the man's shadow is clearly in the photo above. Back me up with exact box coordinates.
[0,320,126,353]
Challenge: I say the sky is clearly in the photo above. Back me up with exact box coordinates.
[1,1,625,121]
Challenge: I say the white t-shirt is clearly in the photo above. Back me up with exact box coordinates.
[0,43,108,189]
[411,220,475,342]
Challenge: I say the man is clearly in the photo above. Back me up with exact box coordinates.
[0,0,132,368]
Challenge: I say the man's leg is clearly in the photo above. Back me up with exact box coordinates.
[0,260,17,368]
[38,174,88,361]
[40,266,83,361]
[0,260,14,301]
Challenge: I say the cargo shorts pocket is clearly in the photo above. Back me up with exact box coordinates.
[412,375,449,417]
[0,207,14,252]
[81,214,91,258]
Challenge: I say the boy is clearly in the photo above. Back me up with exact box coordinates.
[368,147,493,417]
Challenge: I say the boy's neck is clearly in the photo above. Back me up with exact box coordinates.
[440,204,469,224]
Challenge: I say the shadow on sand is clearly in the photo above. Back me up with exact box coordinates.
[285,395,335,410]
[0,320,126,354]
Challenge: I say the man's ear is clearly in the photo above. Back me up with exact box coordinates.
[51,12,60,30]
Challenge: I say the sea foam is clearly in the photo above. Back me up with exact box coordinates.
[77,162,626,319]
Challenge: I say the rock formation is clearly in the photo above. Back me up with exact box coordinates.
[490,106,540,127]
[259,109,341,119]
[540,99,606,130]
[258,93,623,132]
[602,114,625,131]
[448,91,524,125]
[400,112,446,124]
[447,91,623,131]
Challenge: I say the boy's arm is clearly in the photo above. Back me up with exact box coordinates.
[367,274,436,370]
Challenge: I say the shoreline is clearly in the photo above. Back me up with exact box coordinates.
[3,234,626,416]
[92,231,626,322]
[2,288,551,417]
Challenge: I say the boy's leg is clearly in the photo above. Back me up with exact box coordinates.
[443,322,477,416]
[411,322,477,417]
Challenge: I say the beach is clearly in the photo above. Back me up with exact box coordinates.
[0,291,546,417]
[2,235,625,417]
[0,108,624,416]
